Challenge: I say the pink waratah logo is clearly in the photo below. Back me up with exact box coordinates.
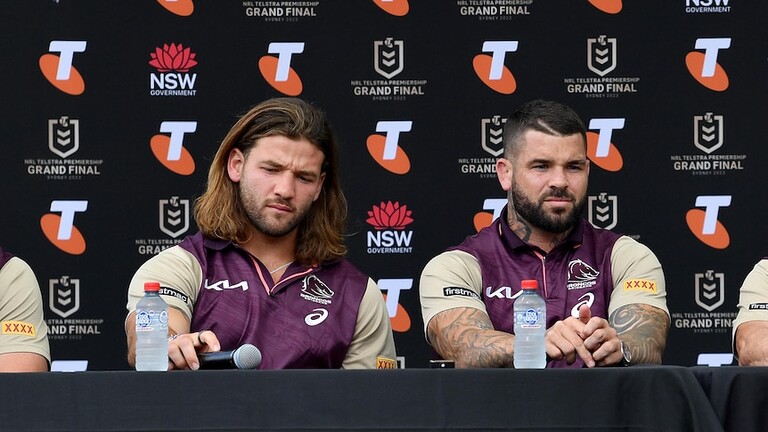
[149,43,198,72]
[366,201,414,230]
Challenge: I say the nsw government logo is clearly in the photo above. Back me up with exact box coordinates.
[149,43,198,96]
[25,116,104,181]
[242,0,320,21]
[458,116,503,179]
[670,113,746,176]
[564,35,640,98]
[366,201,414,254]
[685,0,731,13]
[351,37,427,101]
[135,196,190,256]
[46,276,104,341]
[456,0,533,20]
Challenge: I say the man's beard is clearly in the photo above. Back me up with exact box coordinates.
[511,186,585,234]
[239,185,310,238]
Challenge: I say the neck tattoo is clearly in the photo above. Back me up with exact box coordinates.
[269,261,294,274]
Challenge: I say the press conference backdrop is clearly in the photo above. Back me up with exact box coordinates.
[0,1,764,370]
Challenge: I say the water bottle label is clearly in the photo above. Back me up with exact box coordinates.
[136,310,152,329]
[517,307,542,328]
[159,310,168,325]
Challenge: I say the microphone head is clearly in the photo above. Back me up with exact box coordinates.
[233,344,262,370]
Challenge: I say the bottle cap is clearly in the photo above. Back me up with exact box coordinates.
[521,279,538,290]
[143,281,161,292]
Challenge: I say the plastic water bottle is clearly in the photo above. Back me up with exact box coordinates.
[513,279,546,369]
[135,281,168,371]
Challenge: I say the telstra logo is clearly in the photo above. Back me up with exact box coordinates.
[473,198,506,232]
[378,278,412,332]
[157,0,194,16]
[373,0,409,16]
[588,0,623,14]
[366,121,412,174]
[39,40,87,95]
[473,41,518,94]
[586,118,625,172]
[40,200,88,255]
[686,195,731,249]
[150,121,197,175]
[686,38,730,91]
[259,42,305,96]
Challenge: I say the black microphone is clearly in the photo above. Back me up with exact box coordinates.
[198,344,262,370]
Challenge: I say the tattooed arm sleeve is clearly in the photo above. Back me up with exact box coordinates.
[426,307,515,368]
[610,303,669,364]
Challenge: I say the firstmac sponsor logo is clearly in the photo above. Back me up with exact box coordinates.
[149,43,198,96]
[473,41,519,94]
[670,270,735,336]
[40,200,88,255]
[157,0,194,16]
[564,35,639,98]
[670,112,746,176]
[588,0,622,14]
[39,40,87,95]
[457,0,533,20]
[259,42,305,96]
[243,1,319,20]
[150,121,197,175]
[685,0,731,13]
[586,118,625,172]
[47,276,105,341]
[457,116,504,179]
[686,195,731,249]
[366,201,414,254]
[686,37,730,91]
[373,0,409,16]
[25,116,104,181]
[473,198,506,232]
[366,121,412,174]
[378,278,413,332]
[134,196,190,256]
[351,37,427,101]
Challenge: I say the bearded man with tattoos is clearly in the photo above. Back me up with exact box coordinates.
[419,100,669,368]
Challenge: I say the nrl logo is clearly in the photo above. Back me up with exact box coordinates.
[588,192,618,230]
[693,112,724,154]
[374,37,404,79]
[587,35,617,77]
[695,270,725,312]
[48,116,80,158]
[159,196,190,238]
[49,276,80,318]
[481,116,506,157]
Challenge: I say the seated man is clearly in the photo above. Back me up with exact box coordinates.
[733,258,768,366]
[125,97,396,370]
[0,246,50,372]
[420,100,669,368]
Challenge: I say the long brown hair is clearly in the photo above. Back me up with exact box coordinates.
[194,97,348,265]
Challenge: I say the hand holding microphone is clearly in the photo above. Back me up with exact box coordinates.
[198,344,262,370]
[167,329,261,370]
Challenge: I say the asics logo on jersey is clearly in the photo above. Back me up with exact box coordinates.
[570,292,596,317]
[304,308,328,326]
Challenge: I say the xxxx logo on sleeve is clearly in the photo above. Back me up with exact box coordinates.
[686,195,731,249]
[686,38,730,91]
[40,200,88,255]
[150,121,197,175]
[259,42,304,96]
[156,0,194,16]
[473,41,518,94]
[39,40,87,95]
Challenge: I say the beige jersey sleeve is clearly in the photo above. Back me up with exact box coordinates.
[607,236,669,317]
[342,278,397,369]
[0,257,51,363]
[732,259,768,338]
[419,250,486,337]
[126,246,203,321]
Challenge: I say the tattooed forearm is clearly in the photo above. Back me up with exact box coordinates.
[428,308,515,368]
[609,303,669,364]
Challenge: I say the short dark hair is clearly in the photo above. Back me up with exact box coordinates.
[502,100,587,159]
